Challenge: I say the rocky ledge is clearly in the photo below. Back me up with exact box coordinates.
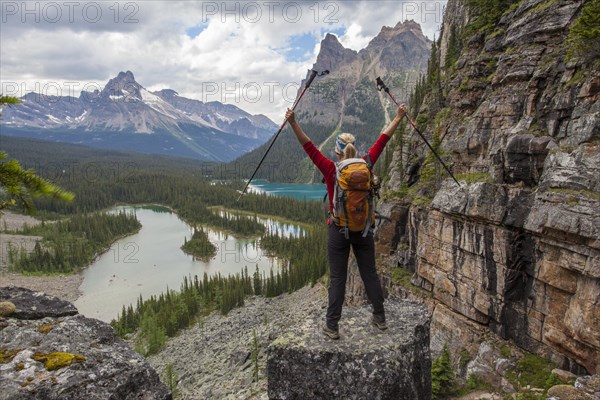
[267,300,431,400]
[0,286,171,400]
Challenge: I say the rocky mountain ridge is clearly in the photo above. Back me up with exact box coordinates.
[1,71,276,162]
[232,20,431,182]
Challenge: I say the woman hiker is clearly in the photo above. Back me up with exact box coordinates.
[285,103,407,340]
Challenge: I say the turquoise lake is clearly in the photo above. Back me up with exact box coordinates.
[248,179,325,201]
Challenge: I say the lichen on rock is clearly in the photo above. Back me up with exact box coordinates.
[31,351,86,371]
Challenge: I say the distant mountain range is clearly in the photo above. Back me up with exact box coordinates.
[233,20,431,182]
[0,71,277,162]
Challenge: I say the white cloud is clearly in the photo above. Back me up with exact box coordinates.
[0,1,446,122]
[338,22,372,51]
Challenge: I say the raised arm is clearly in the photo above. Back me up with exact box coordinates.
[285,109,311,146]
[381,104,408,138]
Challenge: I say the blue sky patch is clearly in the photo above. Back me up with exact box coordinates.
[186,24,207,38]
[285,33,318,62]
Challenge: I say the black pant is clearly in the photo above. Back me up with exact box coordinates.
[326,222,385,329]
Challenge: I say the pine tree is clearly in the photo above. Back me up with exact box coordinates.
[0,97,74,214]
[135,308,167,356]
[431,344,455,399]
[253,265,262,295]
[164,363,180,399]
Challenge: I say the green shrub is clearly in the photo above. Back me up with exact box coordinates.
[506,354,557,392]
[432,344,455,399]
[567,0,600,64]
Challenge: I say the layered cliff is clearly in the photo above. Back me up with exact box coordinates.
[371,0,599,375]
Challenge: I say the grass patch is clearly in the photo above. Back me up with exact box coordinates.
[506,354,558,392]
[499,343,512,358]
[527,0,558,15]
[382,185,435,207]
[391,267,413,286]
[456,172,493,184]
[487,28,506,40]
[390,267,431,298]
[548,188,600,201]
[565,69,585,88]
[528,122,549,137]
[455,375,496,397]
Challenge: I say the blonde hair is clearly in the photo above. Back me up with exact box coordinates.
[337,133,357,159]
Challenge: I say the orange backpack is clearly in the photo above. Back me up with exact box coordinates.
[332,158,376,238]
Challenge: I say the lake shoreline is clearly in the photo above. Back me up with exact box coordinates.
[0,212,83,303]
[0,271,84,303]
[0,209,141,305]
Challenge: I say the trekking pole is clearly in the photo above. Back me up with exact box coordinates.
[237,69,330,201]
[376,77,461,188]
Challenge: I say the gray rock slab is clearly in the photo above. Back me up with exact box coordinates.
[0,286,78,320]
[0,286,171,400]
[267,300,431,400]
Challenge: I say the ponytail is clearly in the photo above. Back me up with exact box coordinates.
[343,143,357,159]
[336,132,357,159]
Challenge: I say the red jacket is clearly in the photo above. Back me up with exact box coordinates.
[302,134,391,213]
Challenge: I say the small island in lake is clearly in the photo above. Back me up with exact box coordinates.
[181,227,217,262]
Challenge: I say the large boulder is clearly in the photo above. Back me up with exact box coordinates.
[267,300,431,400]
[0,286,171,400]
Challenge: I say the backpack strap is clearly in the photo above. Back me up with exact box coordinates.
[365,154,374,170]
[362,196,374,237]
[341,192,350,239]
[362,154,375,237]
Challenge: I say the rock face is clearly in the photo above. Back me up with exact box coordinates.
[267,301,431,400]
[0,286,171,400]
[371,0,600,376]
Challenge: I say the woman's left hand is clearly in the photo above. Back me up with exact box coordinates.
[396,104,407,120]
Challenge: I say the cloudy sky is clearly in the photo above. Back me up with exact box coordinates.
[1,1,446,121]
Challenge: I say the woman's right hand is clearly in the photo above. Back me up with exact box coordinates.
[285,109,296,124]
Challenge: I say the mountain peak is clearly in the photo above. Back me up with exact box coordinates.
[116,70,136,82]
[323,33,340,43]
[320,33,348,52]
[314,32,357,72]
[394,19,423,32]
[372,20,428,44]
[102,71,142,100]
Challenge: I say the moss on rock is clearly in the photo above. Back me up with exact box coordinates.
[32,351,86,371]
[37,322,55,334]
[0,301,16,317]
[0,347,22,364]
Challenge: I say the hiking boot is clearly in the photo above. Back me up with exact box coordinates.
[371,315,388,331]
[322,324,340,340]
